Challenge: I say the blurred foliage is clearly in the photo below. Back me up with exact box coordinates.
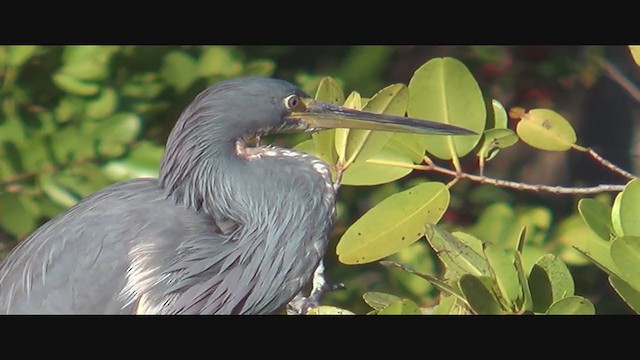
[0,45,638,314]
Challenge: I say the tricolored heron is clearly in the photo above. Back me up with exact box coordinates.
[0,77,473,314]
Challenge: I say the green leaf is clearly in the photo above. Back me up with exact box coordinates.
[386,133,426,163]
[306,306,355,315]
[96,113,142,145]
[380,260,465,300]
[52,73,101,96]
[40,173,80,208]
[341,146,413,186]
[630,46,640,67]
[407,57,485,160]
[610,236,640,292]
[528,254,574,313]
[609,275,640,314]
[244,60,276,77]
[459,274,503,314]
[363,292,401,310]
[545,296,595,315]
[612,178,640,237]
[515,108,577,151]
[85,87,118,119]
[50,125,81,163]
[478,128,519,162]
[491,99,508,129]
[513,250,533,312]
[577,198,614,241]
[0,193,38,237]
[335,91,362,162]
[161,51,199,93]
[103,141,164,181]
[378,299,422,315]
[198,46,241,77]
[7,45,38,67]
[483,242,521,309]
[343,84,408,163]
[337,182,449,264]
[426,225,492,280]
[311,77,344,165]
[430,295,457,315]
[451,231,485,256]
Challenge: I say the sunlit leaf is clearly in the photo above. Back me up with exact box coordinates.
[85,87,118,119]
[363,292,401,310]
[491,99,508,129]
[610,236,640,292]
[426,225,492,280]
[609,275,640,314]
[611,178,640,237]
[514,108,577,151]
[7,45,38,67]
[52,73,100,96]
[545,296,595,315]
[513,250,533,312]
[630,46,640,67]
[244,60,276,77]
[529,254,574,313]
[343,84,408,163]
[407,57,485,160]
[430,295,457,315]
[335,91,362,162]
[337,182,449,264]
[459,274,502,315]
[312,77,344,165]
[378,299,422,315]
[577,198,614,242]
[198,46,241,77]
[161,51,199,93]
[477,128,519,162]
[483,242,521,309]
[40,173,80,209]
[341,146,413,186]
[103,141,164,181]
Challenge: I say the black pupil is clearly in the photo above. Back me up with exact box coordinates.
[288,96,298,108]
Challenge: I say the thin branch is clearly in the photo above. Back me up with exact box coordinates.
[586,147,636,180]
[366,158,627,195]
[597,57,640,103]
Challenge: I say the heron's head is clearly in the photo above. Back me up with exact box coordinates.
[168,76,476,146]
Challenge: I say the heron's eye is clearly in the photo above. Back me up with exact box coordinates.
[284,94,305,111]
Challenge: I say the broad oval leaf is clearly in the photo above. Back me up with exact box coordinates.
[610,236,640,292]
[85,87,118,119]
[514,108,577,151]
[483,242,521,309]
[459,274,503,315]
[378,299,422,315]
[306,306,355,315]
[611,178,640,237]
[341,146,413,186]
[529,254,574,313]
[407,57,485,160]
[578,198,614,241]
[363,292,401,310]
[337,182,450,264]
[545,296,595,315]
[103,141,164,181]
[7,45,38,67]
[609,275,640,314]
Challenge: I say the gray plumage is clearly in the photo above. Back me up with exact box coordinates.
[0,77,334,314]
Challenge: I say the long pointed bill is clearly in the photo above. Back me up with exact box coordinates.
[287,98,477,135]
